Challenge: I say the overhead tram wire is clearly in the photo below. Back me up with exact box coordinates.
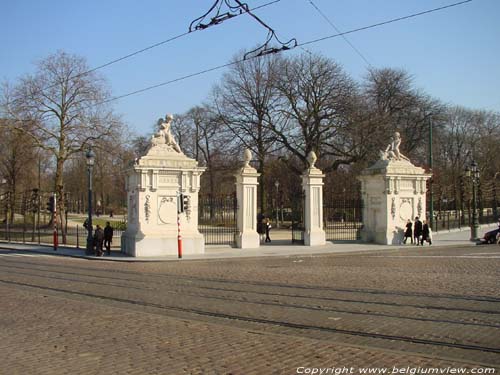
[35,0,282,94]
[97,0,473,107]
[299,0,473,49]
[306,0,372,67]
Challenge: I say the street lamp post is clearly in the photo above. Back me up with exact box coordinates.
[465,161,480,241]
[428,116,434,230]
[274,180,280,228]
[493,172,499,221]
[85,148,95,255]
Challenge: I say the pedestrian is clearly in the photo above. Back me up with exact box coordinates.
[104,221,114,255]
[257,216,265,242]
[414,216,423,246]
[94,224,104,256]
[403,219,413,244]
[421,220,432,245]
[265,217,272,243]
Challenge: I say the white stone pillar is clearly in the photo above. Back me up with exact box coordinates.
[302,152,326,246]
[120,114,206,257]
[359,159,431,245]
[235,150,260,248]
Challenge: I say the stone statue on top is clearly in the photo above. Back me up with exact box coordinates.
[150,114,182,153]
[380,131,410,162]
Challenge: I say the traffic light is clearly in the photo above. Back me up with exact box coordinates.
[178,194,184,213]
[46,196,54,213]
[177,194,190,213]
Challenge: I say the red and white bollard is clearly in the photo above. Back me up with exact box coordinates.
[177,215,182,259]
[53,193,58,251]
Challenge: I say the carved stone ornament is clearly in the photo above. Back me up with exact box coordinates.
[144,195,151,223]
[149,113,182,153]
[243,149,252,168]
[307,151,317,169]
[391,197,396,220]
[380,131,411,162]
[417,197,422,217]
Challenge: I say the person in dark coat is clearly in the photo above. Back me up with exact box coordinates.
[104,222,114,255]
[403,219,413,244]
[421,220,432,245]
[414,217,423,246]
[94,225,105,256]
[257,216,265,242]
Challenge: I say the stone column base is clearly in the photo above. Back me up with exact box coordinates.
[304,230,326,246]
[235,231,260,249]
[121,232,204,257]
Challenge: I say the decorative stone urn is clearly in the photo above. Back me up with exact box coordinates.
[359,132,431,245]
[121,114,206,256]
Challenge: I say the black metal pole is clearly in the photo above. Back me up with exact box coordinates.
[429,117,434,229]
[471,175,479,241]
[86,166,93,255]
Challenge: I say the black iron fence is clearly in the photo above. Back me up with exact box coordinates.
[291,191,305,244]
[198,194,237,245]
[323,195,363,241]
[0,190,124,248]
[430,208,497,233]
[0,224,124,249]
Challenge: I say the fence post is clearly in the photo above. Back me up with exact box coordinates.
[76,225,79,249]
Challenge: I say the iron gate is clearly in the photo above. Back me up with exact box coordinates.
[291,191,305,244]
[198,193,237,245]
[323,195,363,241]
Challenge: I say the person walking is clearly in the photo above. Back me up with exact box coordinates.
[94,225,105,256]
[257,215,265,243]
[104,222,114,255]
[265,217,272,243]
[421,220,432,245]
[414,217,423,246]
[403,219,413,244]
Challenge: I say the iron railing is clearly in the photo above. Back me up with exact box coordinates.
[323,196,363,241]
[198,194,237,245]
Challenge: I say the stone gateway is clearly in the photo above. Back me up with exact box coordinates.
[121,114,206,257]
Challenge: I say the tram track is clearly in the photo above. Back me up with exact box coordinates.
[2,257,500,304]
[1,265,499,330]
[1,277,499,357]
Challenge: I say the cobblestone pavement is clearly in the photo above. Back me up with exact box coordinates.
[0,244,499,374]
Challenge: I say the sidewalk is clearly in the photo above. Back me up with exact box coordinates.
[0,224,496,262]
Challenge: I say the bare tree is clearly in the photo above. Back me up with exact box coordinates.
[362,68,444,162]
[0,119,38,221]
[1,51,122,242]
[270,53,361,172]
[213,54,283,213]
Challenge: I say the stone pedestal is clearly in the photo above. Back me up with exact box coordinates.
[235,150,260,249]
[359,159,431,245]
[302,153,326,246]
[121,115,205,257]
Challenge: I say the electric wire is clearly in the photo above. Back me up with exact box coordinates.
[37,0,282,93]
[306,0,372,67]
[299,0,472,48]
[99,0,473,106]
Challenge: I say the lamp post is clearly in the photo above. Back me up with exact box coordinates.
[465,161,480,241]
[274,180,280,228]
[428,116,434,230]
[85,148,95,255]
[493,172,499,221]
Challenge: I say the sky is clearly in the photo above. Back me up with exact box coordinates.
[1,0,499,136]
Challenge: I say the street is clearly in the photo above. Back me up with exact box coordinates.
[0,244,499,374]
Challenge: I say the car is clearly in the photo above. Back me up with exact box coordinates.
[482,227,500,244]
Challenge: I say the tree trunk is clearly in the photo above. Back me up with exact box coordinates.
[55,157,67,244]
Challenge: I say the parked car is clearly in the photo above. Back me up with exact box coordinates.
[480,227,500,244]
